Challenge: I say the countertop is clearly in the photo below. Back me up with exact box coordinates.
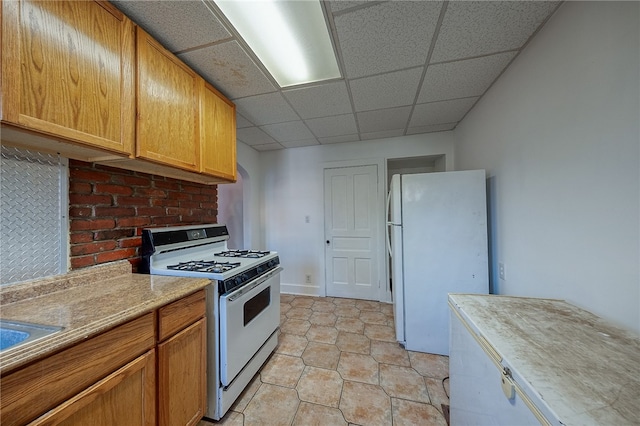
[0,260,211,374]
[448,294,640,425]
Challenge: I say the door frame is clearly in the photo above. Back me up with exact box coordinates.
[321,157,389,302]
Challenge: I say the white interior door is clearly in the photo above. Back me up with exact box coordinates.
[324,165,379,300]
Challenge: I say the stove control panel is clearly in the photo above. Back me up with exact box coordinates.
[220,256,280,295]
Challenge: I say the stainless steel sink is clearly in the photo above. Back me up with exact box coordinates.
[0,320,63,351]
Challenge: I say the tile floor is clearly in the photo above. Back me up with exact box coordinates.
[199,294,450,425]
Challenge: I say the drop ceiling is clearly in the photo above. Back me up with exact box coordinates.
[111,0,561,151]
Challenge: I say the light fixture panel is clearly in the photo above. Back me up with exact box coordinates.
[214,0,341,87]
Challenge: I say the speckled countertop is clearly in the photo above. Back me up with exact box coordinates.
[449,294,640,425]
[0,260,210,374]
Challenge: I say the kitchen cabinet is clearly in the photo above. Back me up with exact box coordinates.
[136,27,201,173]
[157,290,207,426]
[30,350,156,426]
[0,290,208,426]
[1,313,156,426]
[201,82,237,181]
[1,0,135,156]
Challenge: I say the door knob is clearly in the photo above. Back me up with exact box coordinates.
[326,240,330,245]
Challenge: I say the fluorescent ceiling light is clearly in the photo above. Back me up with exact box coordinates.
[214,0,341,87]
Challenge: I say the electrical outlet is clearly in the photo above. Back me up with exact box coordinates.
[305,274,312,284]
[499,263,506,280]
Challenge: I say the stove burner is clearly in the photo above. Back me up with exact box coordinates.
[167,260,241,274]
[215,250,270,259]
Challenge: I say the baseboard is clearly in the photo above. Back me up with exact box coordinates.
[280,283,322,297]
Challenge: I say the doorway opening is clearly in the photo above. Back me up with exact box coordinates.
[217,164,248,250]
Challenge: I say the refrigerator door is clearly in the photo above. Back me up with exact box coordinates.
[401,170,488,355]
[387,174,405,345]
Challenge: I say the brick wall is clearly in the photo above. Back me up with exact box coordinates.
[68,160,218,271]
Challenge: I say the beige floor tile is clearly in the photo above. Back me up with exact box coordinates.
[333,305,361,318]
[359,310,390,325]
[230,373,262,412]
[302,341,341,369]
[287,306,312,320]
[409,351,450,379]
[336,331,370,354]
[380,363,430,403]
[335,317,365,334]
[306,325,339,344]
[280,294,296,304]
[296,366,344,408]
[370,340,411,367]
[281,318,311,335]
[425,377,450,413]
[391,398,448,426]
[355,300,382,311]
[309,311,337,326]
[209,410,244,426]
[364,324,397,342]
[339,381,391,425]
[276,332,309,357]
[290,296,316,308]
[380,303,394,316]
[244,383,300,425]
[280,301,292,314]
[332,297,357,306]
[292,402,348,426]
[337,352,379,384]
[260,353,305,387]
[443,376,450,397]
[311,300,336,312]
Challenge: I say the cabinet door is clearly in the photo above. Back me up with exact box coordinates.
[201,82,237,181]
[136,27,200,172]
[158,318,207,426]
[30,350,156,426]
[1,0,135,154]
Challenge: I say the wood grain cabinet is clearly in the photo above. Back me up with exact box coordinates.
[201,82,237,181]
[0,290,208,426]
[157,290,207,426]
[136,27,201,173]
[1,0,135,156]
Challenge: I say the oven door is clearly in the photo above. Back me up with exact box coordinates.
[219,266,282,387]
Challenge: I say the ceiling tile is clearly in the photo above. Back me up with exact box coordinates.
[280,139,320,149]
[234,93,300,126]
[178,41,276,100]
[252,143,283,151]
[361,129,405,141]
[407,123,457,135]
[410,98,478,127]
[283,81,352,119]
[111,0,230,52]
[305,114,358,138]
[356,107,412,133]
[418,52,516,103]
[350,68,423,112]
[318,134,360,144]
[261,121,315,142]
[431,1,560,62]
[236,114,253,129]
[334,1,442,78]
[328,1,372,14]
[236,127,277,146]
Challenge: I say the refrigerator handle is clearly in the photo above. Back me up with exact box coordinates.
[386,188,395,257]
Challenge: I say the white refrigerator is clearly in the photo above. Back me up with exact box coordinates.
[387,170,489,355]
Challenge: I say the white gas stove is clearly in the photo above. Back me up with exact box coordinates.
[140,224,281,421]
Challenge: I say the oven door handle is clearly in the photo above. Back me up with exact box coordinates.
[226,266,283,302]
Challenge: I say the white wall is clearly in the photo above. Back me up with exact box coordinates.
[235,141,264,250]
[454,2,640,333]
[259,133,455,296]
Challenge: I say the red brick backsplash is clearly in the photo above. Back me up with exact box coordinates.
[68,160,217,271]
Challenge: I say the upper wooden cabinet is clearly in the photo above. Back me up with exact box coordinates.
[201,82,237,181]
[136,27,201,173]
[1,0,135,155]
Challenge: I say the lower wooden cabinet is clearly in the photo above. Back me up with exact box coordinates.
[158,319,207,426]
[30,350,156,426]
[0,290,207,426]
